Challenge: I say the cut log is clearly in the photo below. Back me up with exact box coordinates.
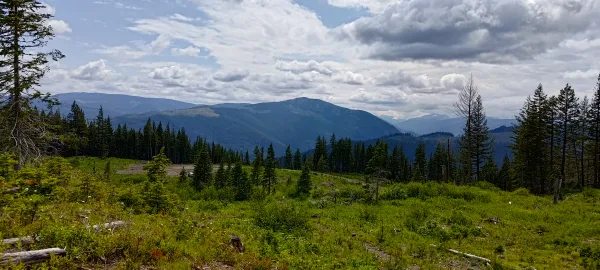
[91,221,126,232]
[1,248,66,265]
[1,236,34,246]
[447,249,491,264]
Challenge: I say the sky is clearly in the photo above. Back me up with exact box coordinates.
[43,0,600,119]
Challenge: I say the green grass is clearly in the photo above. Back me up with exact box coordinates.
[1,157,599,269]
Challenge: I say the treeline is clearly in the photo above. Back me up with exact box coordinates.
[512,75,600,200]
[296,133,510,190]
[40,102,249,165]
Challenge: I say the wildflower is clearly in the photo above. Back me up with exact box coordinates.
[509,201,512,205]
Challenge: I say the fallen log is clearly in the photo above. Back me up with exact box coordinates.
[1,248,66,265]
[447,249,491,264]
[91,221,126,232]
[1,236,34,246]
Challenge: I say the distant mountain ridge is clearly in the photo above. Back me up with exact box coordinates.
[384,114,516,135]
[51,92,198,118]
[364,125,513,165]
[114,97,400,154]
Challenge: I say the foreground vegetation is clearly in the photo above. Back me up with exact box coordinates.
[1,156,599,269]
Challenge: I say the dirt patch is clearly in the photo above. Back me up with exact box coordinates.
[364,243,391,261]
[117,163,218,176]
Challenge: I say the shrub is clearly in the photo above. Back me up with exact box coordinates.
[513,188,530,196]
[474,181,500,192]
[580,246,600,269]
[380,184,408,200]
[254,200,310,232]
[358,206,377,223]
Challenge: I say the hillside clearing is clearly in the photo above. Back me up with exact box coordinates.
[2,157,599,269]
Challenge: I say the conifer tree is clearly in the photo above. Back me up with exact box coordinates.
[144,147,171,183]
[414,141,427,180]
[512,86,551,194]
[296,165,311,196]
[231,161,251,201]
[178,167,187,183]
[192,149,212,191]
[589,74,600,188]
[367,140,388,201]
[0,0,64,168]
[262,144,276,194]
[214,161,227,189]
[244,151,250,165]
[317,157,327,172]
[389,146,401,182]
[497,155,512,191]
[471,95,494,181]
[577,96,589,188]
[293,149,302,170]
[481,157,497,184]
[251,146,262,185]
[284,145,293,169]
[555,84,578,204]
[455,75,478,183]
[428,142,446,182]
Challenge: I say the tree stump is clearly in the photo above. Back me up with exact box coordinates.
[230,235,245,253]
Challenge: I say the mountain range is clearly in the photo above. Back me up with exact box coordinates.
[383,114,516,135]
[114,97,400,154]
[51,92,197,118]
[51,92,516,159]
[365,126,513,165]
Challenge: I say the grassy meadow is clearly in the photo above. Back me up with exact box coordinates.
[1,157,600,269]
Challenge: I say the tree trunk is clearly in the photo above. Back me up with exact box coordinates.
[581,135,585,188]
[557,105,568,204]
[549,111,555,194]
[1,248,66,265]
[11,5,22,170]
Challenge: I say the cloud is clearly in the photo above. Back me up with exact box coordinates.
[212,69,249,82]
[170,14,195,22]
[275,60,334,76]
[327,0,396,13]
[96,35,171,59]
[128,0,341,68]
[561,38,600,51]
[149,65,191,80]
[48,20,72,35]
[335,0,600,62]
[333,71,369,85]
[171,46,203,57]
[148,35,171,53]
[440,73,467,90]
[563,69,600,80]
[375,70,430,88]
[349,88,409,105]
[71,59,115,81]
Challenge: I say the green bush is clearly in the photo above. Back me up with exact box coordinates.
[580,246,600,269]
[380,184,408,200]
[254,200,310,232]
[513,188,530,196]
[358,206,377,223]
[474,181,500,192]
